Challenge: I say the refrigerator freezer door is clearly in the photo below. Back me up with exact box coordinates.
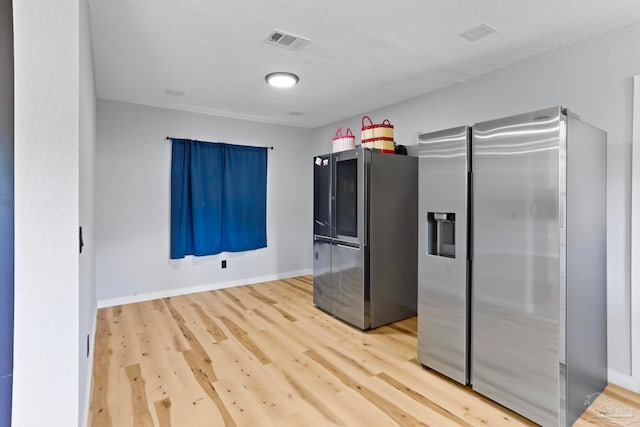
[313,154,332,238]
[417,126,470,385]
[313,237,332,313]
[472,107,563,426]
[332,242,368,329]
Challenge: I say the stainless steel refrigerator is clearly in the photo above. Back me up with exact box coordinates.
[313,148,417,330]
[417,107,607,426]
[417,126,471,386]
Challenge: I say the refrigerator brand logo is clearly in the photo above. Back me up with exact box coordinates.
[534,115,550,121]
[584,392,639,425]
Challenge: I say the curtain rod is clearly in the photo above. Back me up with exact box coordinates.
[165,136,274,150]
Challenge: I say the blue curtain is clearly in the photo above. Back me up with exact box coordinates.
[170,139,267,259]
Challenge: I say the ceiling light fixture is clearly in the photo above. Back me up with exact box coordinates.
[265,72,299,88]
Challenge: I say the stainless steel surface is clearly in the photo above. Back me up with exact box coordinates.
[417,126,470,385]
[369,152,417,328]
[312,237,332,313]
[331,241,367,329]
[312,148,417,330]
[332,149,367,246]
[565,116,607,426]
[313,154,332,238]
[558,115,568,427]
[313,154,333,314]
[331,148,369,328]
[472,107,563,426]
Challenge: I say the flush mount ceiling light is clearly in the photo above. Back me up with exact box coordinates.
[265,72,299,88]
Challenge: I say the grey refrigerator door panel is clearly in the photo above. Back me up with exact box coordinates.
[417,126,470,385]
[332,149,367,246]
[313,237,332,313]
[331,242,368,329]
[472,107,563,426]
[565,117,607,426]
[313,154,332,238]
[369,152,417,328]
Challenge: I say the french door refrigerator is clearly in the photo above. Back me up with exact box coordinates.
[313,148,417,330]
[417,107,607,426]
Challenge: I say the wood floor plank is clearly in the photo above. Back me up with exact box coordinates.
[90,276,640,427]
[190,302,228,342]
[279,278,314,297]
[114,302,143,368]
[219,288,249,311]
[251,307,280,327]
[304,348,430,427]
[162,298,218,381]
[88,309,113,427]
[125,363,155,427]
[271,304,297,322]
[375,371,474,427]
[279,369,344,425]
[204,341,300,422]
[361,374,462,427]
[246,287,278,305]
[218,315,272,365]
[112,305,123,318]
[387,322,418,338]
[212,376,271,426]
[153,398,171,427]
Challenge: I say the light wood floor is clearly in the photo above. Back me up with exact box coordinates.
[89,276,640,426]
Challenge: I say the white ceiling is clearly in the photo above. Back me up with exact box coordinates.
[88,0,640,129]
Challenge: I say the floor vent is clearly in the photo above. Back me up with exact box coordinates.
[265,29,310,50]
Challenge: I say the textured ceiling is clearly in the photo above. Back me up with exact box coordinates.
[88,0,640,128]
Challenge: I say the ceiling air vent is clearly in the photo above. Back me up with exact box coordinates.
[265,29,311,50]
[460,23,498,42]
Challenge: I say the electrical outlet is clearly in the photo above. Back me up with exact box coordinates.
[221,260,227,269]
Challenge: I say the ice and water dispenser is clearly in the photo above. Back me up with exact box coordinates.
[427,212,456,258]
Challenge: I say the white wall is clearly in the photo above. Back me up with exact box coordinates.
[13,0,81,425]
[632,75,640,392]
[0,0,13,424]
[312,23,640,389]
[79,0,97,424]
[96,100,313,304]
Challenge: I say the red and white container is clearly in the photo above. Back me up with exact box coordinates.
[361,116,395,153]
[332,128,356,152]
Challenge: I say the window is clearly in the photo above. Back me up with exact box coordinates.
[170,139,268,259]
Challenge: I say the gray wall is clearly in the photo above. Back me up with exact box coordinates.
[0,0,13,424]
[311,22,640,383]
[96,100,313,303]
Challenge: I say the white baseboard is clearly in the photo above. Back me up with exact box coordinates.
[81,304,98,427]
[97,269,313,308]
[608,368,640,393]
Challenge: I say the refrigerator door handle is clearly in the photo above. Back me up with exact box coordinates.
[335,243,360,250]
[362,151,368,247]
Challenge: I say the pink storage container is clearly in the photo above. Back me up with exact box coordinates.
[332,128,356,152]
